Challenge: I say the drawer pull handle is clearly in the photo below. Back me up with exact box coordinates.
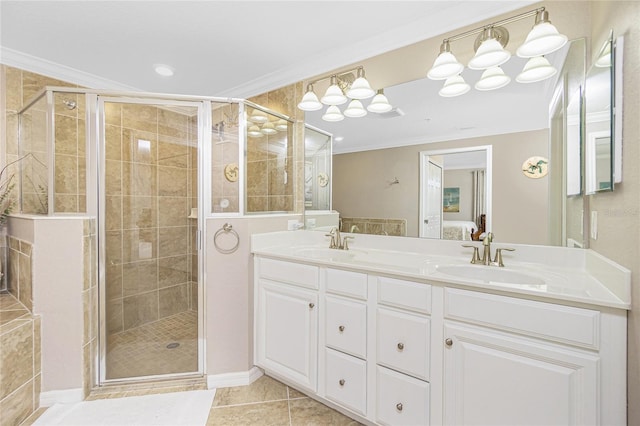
[445,338,453,347]
[396,403,403,412]
[309,303,315,309]
[339,379,345,386]
[397,342,405,351]
[338,325,345,332]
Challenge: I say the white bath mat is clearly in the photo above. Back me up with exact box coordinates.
[34,389,216,426]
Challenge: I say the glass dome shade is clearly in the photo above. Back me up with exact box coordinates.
[344,100,367,118]
[249,109,269,123]
[346,77,376,99]
[516,56,557,83]
[468,38,511,70]
[367,91,392,113]
[321,84,347,106]
[297,90,322,111]
[516,22,568,58]
[439,75,471,97]
[275,119,289,131]
[322,105,344,122]
[595,42,612,68]
[261,122,277,135]
[427,51,464,80]
[475,67,511,91]
[247,125,264,138]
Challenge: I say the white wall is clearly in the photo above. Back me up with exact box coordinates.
[333,129,549,244]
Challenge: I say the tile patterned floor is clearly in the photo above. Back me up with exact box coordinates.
[22,375,360,426]
[106,310,198,379]
[207,375,361,426]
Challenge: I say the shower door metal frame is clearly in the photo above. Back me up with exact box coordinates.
[95,95,209,385]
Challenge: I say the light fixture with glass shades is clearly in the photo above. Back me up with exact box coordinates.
[427,7,567,96]
[297,66,392,122]
[246,107,292,138]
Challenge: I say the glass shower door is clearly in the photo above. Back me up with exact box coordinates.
[99,98,201,382]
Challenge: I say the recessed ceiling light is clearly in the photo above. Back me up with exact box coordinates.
[154,64,174,77]
[334,136,344,142]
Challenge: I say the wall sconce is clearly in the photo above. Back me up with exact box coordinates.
[427,7,567,97]
[297,66,392,121]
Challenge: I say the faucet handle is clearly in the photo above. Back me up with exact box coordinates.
[325,233,337,249]
[494,248,515,267]
[342,236,354,250]
[462,244,481,264]
[483,232,494,245]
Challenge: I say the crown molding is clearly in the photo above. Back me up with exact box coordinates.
[0,46,140,91]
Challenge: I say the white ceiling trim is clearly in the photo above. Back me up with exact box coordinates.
[0,46,141,92]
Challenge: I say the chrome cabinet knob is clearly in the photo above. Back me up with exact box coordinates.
[397,342,404,351]
[396,403,403,411]
[309,303,315,309]
[339,379,345,386]
[445,338,453,347]
[338,325,345,332]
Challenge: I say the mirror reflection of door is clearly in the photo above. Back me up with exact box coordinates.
[420,147,491,241]
[421,156,443,238]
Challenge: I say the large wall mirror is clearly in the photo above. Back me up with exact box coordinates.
[305,10,615,247]
[304,37,589,247]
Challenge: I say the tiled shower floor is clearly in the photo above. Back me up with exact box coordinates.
[106,310,198,379]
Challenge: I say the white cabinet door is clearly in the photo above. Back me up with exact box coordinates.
[257,279,318,392]
[443,323,599,426]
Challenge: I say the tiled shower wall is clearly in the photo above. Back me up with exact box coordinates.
[104,103,198,335]
[248,83,305,214]
[82,219,97,398]
[2,65,81,214]
[211,104,240,214]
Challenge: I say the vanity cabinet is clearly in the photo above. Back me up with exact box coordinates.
[442,288,606,426]
[255,258,319,392]
[254,256,626,426]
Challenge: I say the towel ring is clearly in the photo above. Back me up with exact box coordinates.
[214,223,240,254]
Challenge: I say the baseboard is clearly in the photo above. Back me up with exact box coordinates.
[40,388,84,407]
[206,367,263,389]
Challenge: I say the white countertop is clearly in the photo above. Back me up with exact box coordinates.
[251,231,631,310]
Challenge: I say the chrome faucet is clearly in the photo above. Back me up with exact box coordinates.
[462,232,515,267]
[326,227,353,250]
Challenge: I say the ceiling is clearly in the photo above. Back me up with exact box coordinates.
[1,0,544,152]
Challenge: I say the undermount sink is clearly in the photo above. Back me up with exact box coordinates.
[436,265,546,286]
[295,247,356,260]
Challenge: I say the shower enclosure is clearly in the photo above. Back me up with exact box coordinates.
[17,88,295,385]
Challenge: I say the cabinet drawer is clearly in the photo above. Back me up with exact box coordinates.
[444,288,600,349]
[377,276,431,314]
[258,257,319,289]
[325,295,367,359]
[377,308,430,380]
[326,268,368,300]
[376,366,429,426]
[324,348,367,416]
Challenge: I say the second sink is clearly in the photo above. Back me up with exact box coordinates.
[436,265,546,286]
